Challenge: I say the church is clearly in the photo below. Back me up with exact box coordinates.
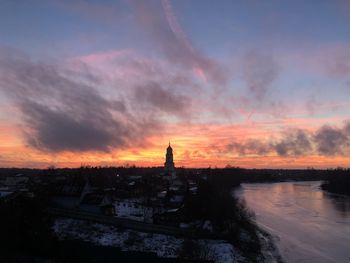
[164,141,176,178]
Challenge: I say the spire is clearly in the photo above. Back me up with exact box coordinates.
[167,140,172,151]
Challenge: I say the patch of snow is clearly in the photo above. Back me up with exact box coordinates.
[257,229,284,263]
[202,220,213,232]
[114,199,152,222]
[167,208,179,213]
[0,191,14,197]
[179,223,190,229]
[52,218,245,262]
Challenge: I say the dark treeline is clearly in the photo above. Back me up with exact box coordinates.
[321,168,350,196]
[184,173,261,261]
[0,166,339,182]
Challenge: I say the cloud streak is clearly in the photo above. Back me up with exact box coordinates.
[226,122,350,157]
[129,0,228,86]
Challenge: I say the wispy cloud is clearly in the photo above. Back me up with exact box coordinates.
[134,81,191,118]
[242,50,278,100]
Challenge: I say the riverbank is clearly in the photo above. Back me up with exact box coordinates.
[256,228,283,263]
[321,180,350,196]
[320,169,350,196]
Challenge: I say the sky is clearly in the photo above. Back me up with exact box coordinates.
[1,0,350,168]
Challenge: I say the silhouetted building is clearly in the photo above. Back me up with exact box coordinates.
[164,142,176,177]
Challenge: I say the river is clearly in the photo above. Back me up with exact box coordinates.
[237,181,350,263]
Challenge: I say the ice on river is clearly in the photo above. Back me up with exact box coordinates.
[237,181,350,263]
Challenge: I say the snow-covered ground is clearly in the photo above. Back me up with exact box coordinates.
[114,198,154,222]
[53,218,247,263]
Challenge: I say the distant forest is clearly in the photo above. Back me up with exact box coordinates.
[1,166,349,184]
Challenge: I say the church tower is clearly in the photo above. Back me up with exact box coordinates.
[164,141,176,177]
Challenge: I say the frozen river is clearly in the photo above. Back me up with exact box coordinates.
[237,181,350,263]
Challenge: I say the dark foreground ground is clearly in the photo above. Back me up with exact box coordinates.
[0,168,264,262]
[2,240,206,263]
[1,166,349,262]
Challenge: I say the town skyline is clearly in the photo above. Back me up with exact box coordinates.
[1,0,350,168]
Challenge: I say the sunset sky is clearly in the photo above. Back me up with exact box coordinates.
[1,0,350,168]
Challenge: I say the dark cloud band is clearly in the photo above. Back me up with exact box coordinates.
[226,123,350,157]
[0,47,160,152]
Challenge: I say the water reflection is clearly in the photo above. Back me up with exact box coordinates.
[326,193,350,218]
[238,181,350,263]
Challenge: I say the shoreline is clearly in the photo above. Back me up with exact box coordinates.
[321,184,350,197]
[255,225,284,263]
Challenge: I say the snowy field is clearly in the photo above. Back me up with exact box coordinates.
[53,218,247,263]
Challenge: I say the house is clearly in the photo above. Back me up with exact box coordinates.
[0,191,17,201]
[189,186,198,194]
[2,174,29,188]
[157,190,167,198]
[153,208,185,226]
[169,195,184,204]
[51,174,116,216]
[50,176,85,209]
[114,198,154,223]
[79,192,115,215]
